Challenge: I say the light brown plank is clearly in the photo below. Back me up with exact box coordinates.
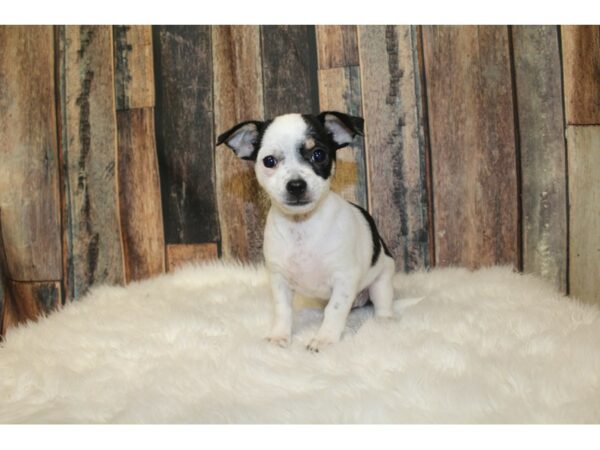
[212,25,269,262]
[59,26,125,298]
[166,244,219,271]
[358,25,431,271]
[0,208,9,336]
[113,25,155,110]
[423,25,519,269]
[316,25,359,69]
[567,126,600,304]
[512,25,568,292]
[317,66,367,207]
[561,26,600,125]
[117,108,165,282]
[0,25,62,281]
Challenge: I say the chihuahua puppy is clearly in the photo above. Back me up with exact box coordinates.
[217,112,395,352]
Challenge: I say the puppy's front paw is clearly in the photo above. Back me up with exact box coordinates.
[266,335,291,348]
[306,337,334,353]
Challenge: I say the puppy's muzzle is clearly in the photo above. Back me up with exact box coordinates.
[286,178,307,198]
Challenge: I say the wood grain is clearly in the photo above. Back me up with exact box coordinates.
[117,108,166,281]
[512,26,568,292]
[113,25,155,110]
[316,25,359,69]
[561,26,600,125]
[0,25,62,281]
[261,25,320,116]
[567,126,600,304]
[58,26,125,298]
[0,208,9,336]
[212,25,269,262]
[166,243,219,271]
[153,26,220,245]
[423,25,519,268]
[358,25,431,271]
[318,66,367,207]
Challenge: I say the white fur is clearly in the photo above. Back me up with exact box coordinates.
[251,113,395,351]
[1,262,599,423]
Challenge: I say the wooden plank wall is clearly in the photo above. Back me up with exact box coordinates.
[1,25,599,334]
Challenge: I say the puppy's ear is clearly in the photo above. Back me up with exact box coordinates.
[317,111,364,148]
[216,120,265,161]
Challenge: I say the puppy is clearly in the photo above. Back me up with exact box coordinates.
[217,112,395,352]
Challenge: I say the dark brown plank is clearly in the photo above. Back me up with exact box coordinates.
[567,126,600,305]
[153,26,220,244]
[358,25,431,271]
[0,26,62,281]
[166,243,219,271]
[512,26,568,292]
[315,25,359,69]
[113,25,155,110]
[561,26,600,125]
[261,25,320,116]
[212,25,269,262]
[117,108,166,282]
[423,26,519,269]
[58,26,125,298]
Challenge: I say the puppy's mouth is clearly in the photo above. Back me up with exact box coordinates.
[285,199,311,207]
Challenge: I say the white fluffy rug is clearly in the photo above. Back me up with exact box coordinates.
[1,262,599,424]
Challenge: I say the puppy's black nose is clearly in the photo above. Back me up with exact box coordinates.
[286,178,307,197]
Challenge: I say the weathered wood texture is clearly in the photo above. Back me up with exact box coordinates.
[0,209,9,336]
[166,244,219,272]
[566,126,600,304]
[358,25,431,271]
[316,25,359,69]
[153,26,220,245]
[212,25,269,262]
[512,26,568,292]
[261,25,320,117]
[117,108,166,281]
[58,25,125,298]
[423,25,519,268]
[561,26,600,125]
[5,281,62,326]
[0,26,62,281]
[318,65,367,207]
[113,25,155,110]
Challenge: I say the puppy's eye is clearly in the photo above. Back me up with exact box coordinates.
[263,155,278,168]
[311,149,326,163]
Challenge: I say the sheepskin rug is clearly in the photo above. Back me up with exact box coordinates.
[1,261,599,424]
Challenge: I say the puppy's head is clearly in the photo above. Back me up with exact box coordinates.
[217,112,363,216]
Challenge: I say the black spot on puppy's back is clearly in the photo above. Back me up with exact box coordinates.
[350,202,392,266]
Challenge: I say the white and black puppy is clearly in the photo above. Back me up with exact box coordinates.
[217,112,395,352]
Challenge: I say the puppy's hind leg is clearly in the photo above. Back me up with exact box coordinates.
[369,255,395,319]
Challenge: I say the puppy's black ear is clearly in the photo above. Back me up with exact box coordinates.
[216,120,266,161]
[317,111,364,148]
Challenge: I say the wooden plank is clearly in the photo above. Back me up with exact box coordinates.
[0,25,62,281]
[166,244,219,271]
[0,208,9,336]
[422,25,519,268]
[315,25,359,69]
[113,25,155,110]
[512,26,568,292]
[261,25,320,116]
[317,66,367,208]
[59,26,125,298]
[567,126,600,305]
[117,108,166,282]
[561,26,600,125]
[153,26,220,244]
[212,25,269,262]
[6,281,61,324]
[358,25,431,271]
